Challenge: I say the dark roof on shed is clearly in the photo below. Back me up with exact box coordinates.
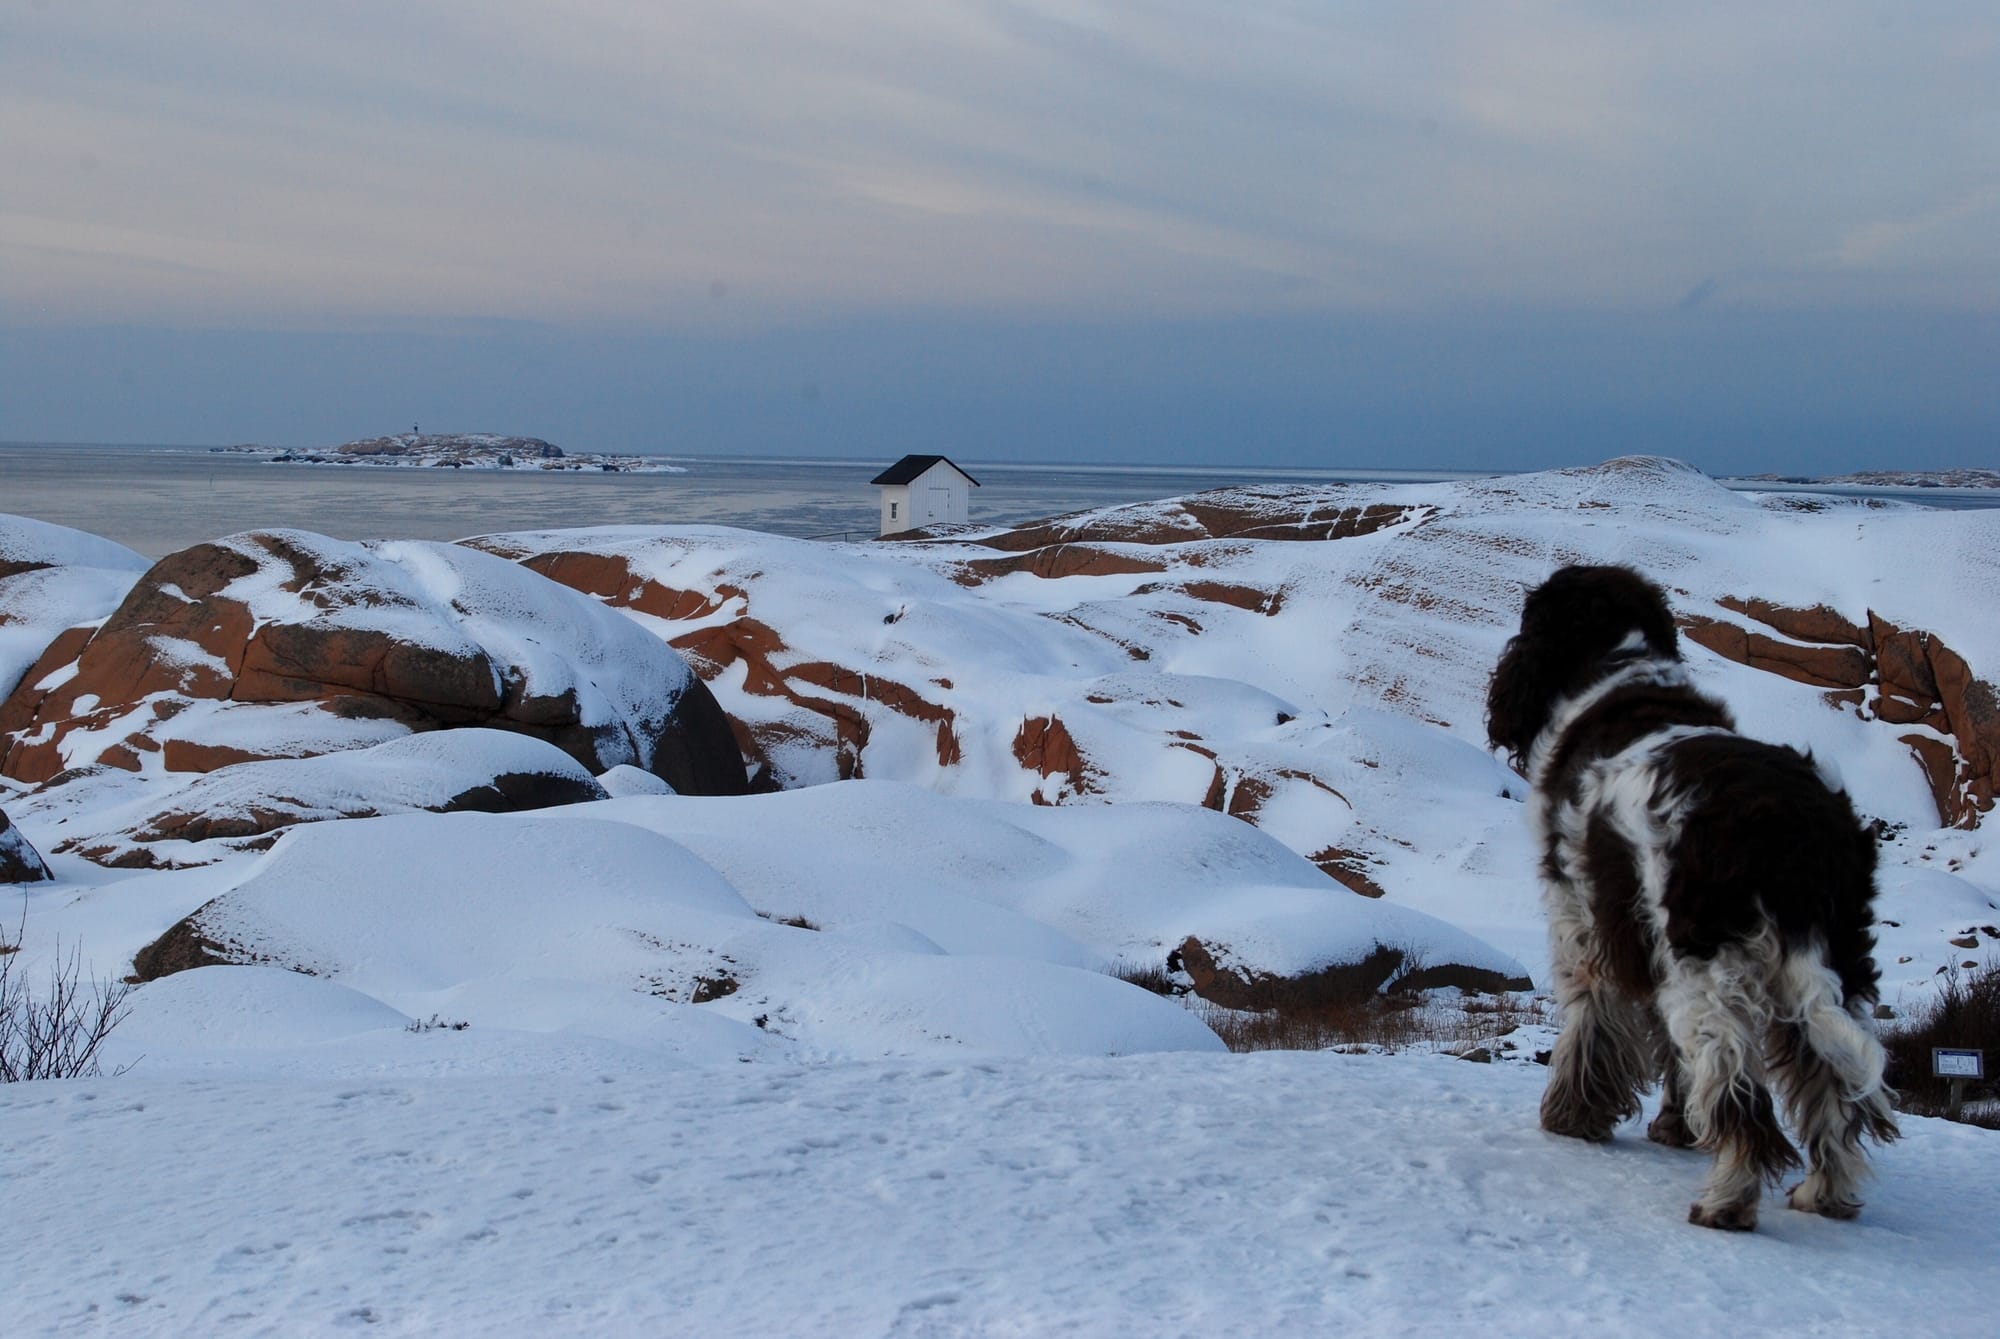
[869,455,981,487]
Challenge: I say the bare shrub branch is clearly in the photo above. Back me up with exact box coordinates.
[0,906,135,1083]
[1883,957,2000,1128]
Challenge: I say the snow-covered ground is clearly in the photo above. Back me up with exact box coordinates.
[4,459,1999,1334]
[8,1051,1995,1336]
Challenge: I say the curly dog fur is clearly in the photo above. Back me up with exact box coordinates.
[1487,564,1897,1230]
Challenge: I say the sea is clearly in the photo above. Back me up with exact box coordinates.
[2,441,1994,559]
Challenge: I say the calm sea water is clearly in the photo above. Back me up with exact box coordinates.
[1,442,1992,559]
[0,443,1483,558]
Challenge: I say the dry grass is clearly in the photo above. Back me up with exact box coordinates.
[1195,989,1548,1056]
[1194,992,1432,1053]
[1883,958,2000,1129]
[1110,958,1548,1056]
[1109,959,1180,997]
[758,912,822,932]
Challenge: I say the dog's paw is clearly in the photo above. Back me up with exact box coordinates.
[1539,1089,1619,1142]
[1787,1184,1861,1219]
[1688,1200,1759,1232]
[1646,1109,1697,1148]
[1540,1110,1616,1143]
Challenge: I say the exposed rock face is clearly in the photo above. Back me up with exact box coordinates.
[900,489,1429,552]
[1685,599,1997,828]
[0,805,53,883]
[1305,847,1387,898]
[0,515,149,710]
[1172,935,1532,1011]
[471,508,1433,888]
[0,531,748,797]
[666,616,961,789]
[50,730,611,870]
[474,541,962,792]
[1013,716,1092,804]
[908,490,1428,587]
[127,915,231,981]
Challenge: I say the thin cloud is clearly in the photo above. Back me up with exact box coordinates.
[2,2,1995,327]
[1677,277,1722,309]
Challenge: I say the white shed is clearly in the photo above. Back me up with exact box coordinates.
[870,455,981,536]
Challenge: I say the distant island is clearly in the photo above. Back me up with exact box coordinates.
[1730,467,2000,490]
[212,432,686,474]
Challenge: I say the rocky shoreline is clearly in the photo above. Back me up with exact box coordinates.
[212,432,686,473]
[1731,467,2000,491]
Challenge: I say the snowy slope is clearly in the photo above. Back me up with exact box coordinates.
[468,459,2000,994]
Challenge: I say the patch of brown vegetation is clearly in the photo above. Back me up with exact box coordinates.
[1882,960,2000,1128]
[1173,935,1531,1013]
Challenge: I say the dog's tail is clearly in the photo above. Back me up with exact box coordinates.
[1774,944,1900,1150]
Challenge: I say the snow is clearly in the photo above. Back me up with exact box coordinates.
[0,512,151,577]
[4,462,2000,1333]
[0,515,149,701]
[5,1055,1995,1337]
[49,729,606,867]
[459,463,2000,995]
[29,784,1472,1065]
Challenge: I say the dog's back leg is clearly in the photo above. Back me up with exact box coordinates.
[1771,945,1899,1219]
[1658,938,1800,1230]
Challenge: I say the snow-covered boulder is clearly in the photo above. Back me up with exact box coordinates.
[0,513,150,710]
[126,803,1226,1061]
[113,781,1526,1063]
[49,729,610,869]
[592,780,1533,1003]
[0,529,748,797]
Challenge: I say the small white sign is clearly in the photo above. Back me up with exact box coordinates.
[1933,1048,1984,1079]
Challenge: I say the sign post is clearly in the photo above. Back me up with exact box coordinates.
[1933,1048,1985,1122]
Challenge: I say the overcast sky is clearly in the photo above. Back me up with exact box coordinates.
[3,1,1994,472]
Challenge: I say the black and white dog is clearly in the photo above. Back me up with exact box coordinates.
[1486,564,1897,1230]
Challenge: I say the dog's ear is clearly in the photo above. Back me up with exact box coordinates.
[1635,582,1680,659]
[1596,566,1680,659]
[1486,631,1551,771]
